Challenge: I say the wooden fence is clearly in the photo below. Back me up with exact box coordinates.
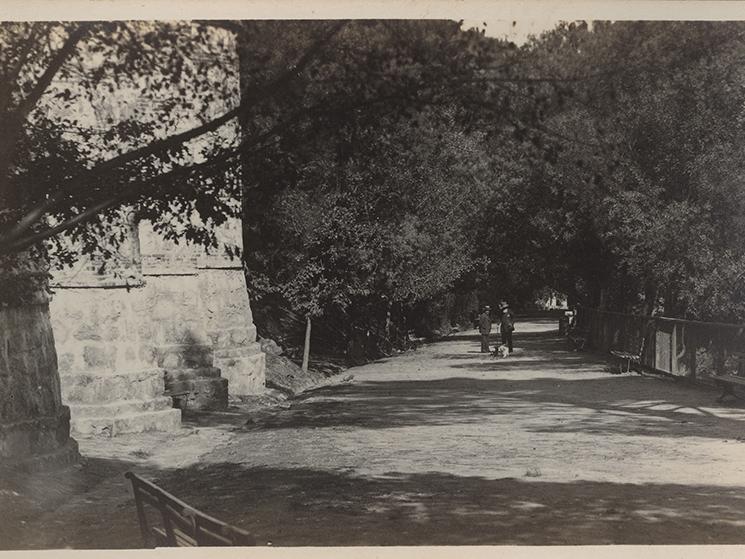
[576,307,745,381]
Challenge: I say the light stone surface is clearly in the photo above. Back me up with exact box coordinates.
[50,217,266,435]
[199,267,265,396]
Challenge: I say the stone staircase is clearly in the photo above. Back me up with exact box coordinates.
[163,366,228,410]
[156,340,229,410]
[59,369,182,437]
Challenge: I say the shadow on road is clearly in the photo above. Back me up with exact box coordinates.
[7,456,745,548]
[151,462,745,545]
[5,318,745,549]
[234,375,742,441]
[222,326,744,441]
[1,456,145,550]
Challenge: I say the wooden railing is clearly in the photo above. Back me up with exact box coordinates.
[576,308,745,381]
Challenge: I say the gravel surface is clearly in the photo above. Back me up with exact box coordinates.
[5,319,745,547]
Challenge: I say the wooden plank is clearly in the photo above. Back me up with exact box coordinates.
[163,504,198,534]
[655,329,672,373]
[194,524,234,546]
[133,487,162,509]
[151,527,169,546]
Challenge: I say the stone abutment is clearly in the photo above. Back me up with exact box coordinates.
[50,218,265,437]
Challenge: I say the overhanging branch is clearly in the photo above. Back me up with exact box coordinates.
[2,20,347,248]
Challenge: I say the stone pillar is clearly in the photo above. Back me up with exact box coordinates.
[51,216,182,436]
[50,214,266,431]
[137,227,229,411]
[197,219,265,396]
[0,252,79,470]
[139,217,265,402]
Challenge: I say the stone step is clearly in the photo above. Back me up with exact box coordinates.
[163,367,222,382]
[70,408,182,437]
[216,352,266,396]
[165,377,228,411]
[71,396,174,418]
[60,369,165,404]
[166,376,227,393]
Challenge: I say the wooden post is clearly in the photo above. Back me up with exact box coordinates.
[302,315,312,373]
[385,300,392,346]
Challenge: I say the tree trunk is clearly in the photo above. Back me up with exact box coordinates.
[642,283,657,316]
[0,250,79,470]
[385,300,392,344]
[302,315,312,373]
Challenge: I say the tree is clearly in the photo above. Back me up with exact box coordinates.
[488,21,745,320]
[0,21,358,270]
[243,99,494,356]
[235,20,545,356]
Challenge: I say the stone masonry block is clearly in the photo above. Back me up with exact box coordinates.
[155,344,213,369]
[70,408,182,437]
[216,352,266,396]
[74,322,102,342]
[82,345,117,370]
[60,369,164,404]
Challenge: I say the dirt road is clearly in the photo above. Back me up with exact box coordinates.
[6,319,745,547]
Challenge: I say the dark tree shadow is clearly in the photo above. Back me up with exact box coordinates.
[212,325,745,440]
[229,374,744,441]
[154,463,745,545]
[6,458,745,548]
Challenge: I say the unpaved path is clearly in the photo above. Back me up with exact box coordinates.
[5,319,745,547]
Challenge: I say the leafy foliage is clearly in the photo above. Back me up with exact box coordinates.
[1,21,257,266]
[3,19,745,328]
[486,21,745,320]
[238,21,522,350]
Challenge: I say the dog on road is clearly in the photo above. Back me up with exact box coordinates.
[492,344,510,358]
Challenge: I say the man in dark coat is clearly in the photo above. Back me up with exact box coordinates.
[499,300,515,353]
[478,306,492,353]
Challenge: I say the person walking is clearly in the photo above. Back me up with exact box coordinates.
[499,300,515,354]
[478,306,492,353]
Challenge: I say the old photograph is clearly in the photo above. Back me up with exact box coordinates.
[2,1,745,551]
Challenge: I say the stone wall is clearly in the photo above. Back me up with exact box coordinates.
[138,219,265,401]
[51,287,182,437]
[200,268,264,395]
[0,254,79,470]
[50,217,265,436]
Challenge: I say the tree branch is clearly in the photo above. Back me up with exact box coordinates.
[16,23,90,119]
[1,151,240,254]
[0,23,48,114]
[2,20,347,248]
[0,82,417,254]
[6,196,122,255]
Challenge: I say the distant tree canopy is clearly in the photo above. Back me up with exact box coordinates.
[238,22,497,310]
[495,21,745,321]
[235,20,541,348]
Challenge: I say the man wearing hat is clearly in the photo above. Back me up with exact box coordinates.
[478,306,492,353]
[499,300,515,354]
